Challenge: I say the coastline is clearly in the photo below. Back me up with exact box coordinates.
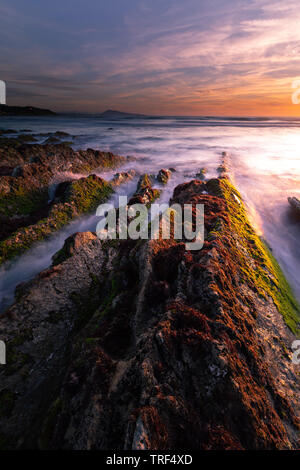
[0,129,299,449]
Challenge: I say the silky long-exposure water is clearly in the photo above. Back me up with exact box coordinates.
[0,114,299,311]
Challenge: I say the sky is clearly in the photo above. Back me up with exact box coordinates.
[1,0,300,115]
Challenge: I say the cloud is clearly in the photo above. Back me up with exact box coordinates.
[0,0,299,114]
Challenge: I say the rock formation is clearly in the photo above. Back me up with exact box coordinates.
[0,163,299,450]
[288,196,300,219]
[0,105,56,116]
[0,135,133,264]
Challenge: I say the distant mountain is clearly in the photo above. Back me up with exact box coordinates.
[0,104,56,116]
[99,109,147,119]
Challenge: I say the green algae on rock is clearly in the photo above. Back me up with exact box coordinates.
[0,137,132,263]
[157,168,172,185]
[213,178,300,336]
[0,175,113,265]
[129,173,161,207]
[0,176,299,450]
[0,141,127,217]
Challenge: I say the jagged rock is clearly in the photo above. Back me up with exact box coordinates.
[0,175,113,265]
[196,167,207,180]
[129,174,160,206]
[157,169,172,185]
[0,140,129,263]
[217,152,229,176]
[43,136,61,145]
[0,231,118,449]
[11,165,23,177]
[0,143,126,218]
[51,231,101,265]
[18,134,37,143]
[0,177,298,450]
[0,129,17,134]
[53,131,70,138]
[111,170,136,186]
[137,173,155,191]
[288,197,300,218]
[217,164,227,175]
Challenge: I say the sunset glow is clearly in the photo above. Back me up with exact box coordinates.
[1,0,300,115]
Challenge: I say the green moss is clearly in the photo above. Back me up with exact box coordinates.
[85,337,99,345]
[263,243,300,335]
[0,175,114,265]
[278,339,290,359]
[137,173,153,191]
[75,151,126,171]
[149,188,161,204]
[65,175,113,213]
[0,186,49,217]
[213,178,300,336]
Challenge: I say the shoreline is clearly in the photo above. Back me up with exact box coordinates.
[0,130,299,449]
[0,127,299,451]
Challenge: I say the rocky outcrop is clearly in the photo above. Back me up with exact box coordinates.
[196,168,207,180]
[128,174,161,206]
[0,176,298,450]
[0,143,127,217]
[217,152,229,177]
[0,138,132,264]
[111,170,136,187]
[0,105,56,116]
[288,197,300,219]
[157,169,172,185]
[99,109,147,119]
[0,231,114,449]
[0,174,113,265]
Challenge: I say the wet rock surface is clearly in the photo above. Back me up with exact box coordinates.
[157,168,172,185]
[0,136,129,264]
[0,175,298,450]
[111,170,136,187]
[288,197,300,219]
[196,167,207,180]
[0,174,113,265]
[128,173,161,206]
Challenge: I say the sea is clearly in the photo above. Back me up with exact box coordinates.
[0,114,299,311]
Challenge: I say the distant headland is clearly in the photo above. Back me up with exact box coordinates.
[0,104,56,116]
[98,109,147,119]
[0,106,149,118]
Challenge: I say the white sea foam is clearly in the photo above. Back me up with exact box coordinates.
[0,115,299,310]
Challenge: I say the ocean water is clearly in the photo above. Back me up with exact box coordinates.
[0,114,299,310]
